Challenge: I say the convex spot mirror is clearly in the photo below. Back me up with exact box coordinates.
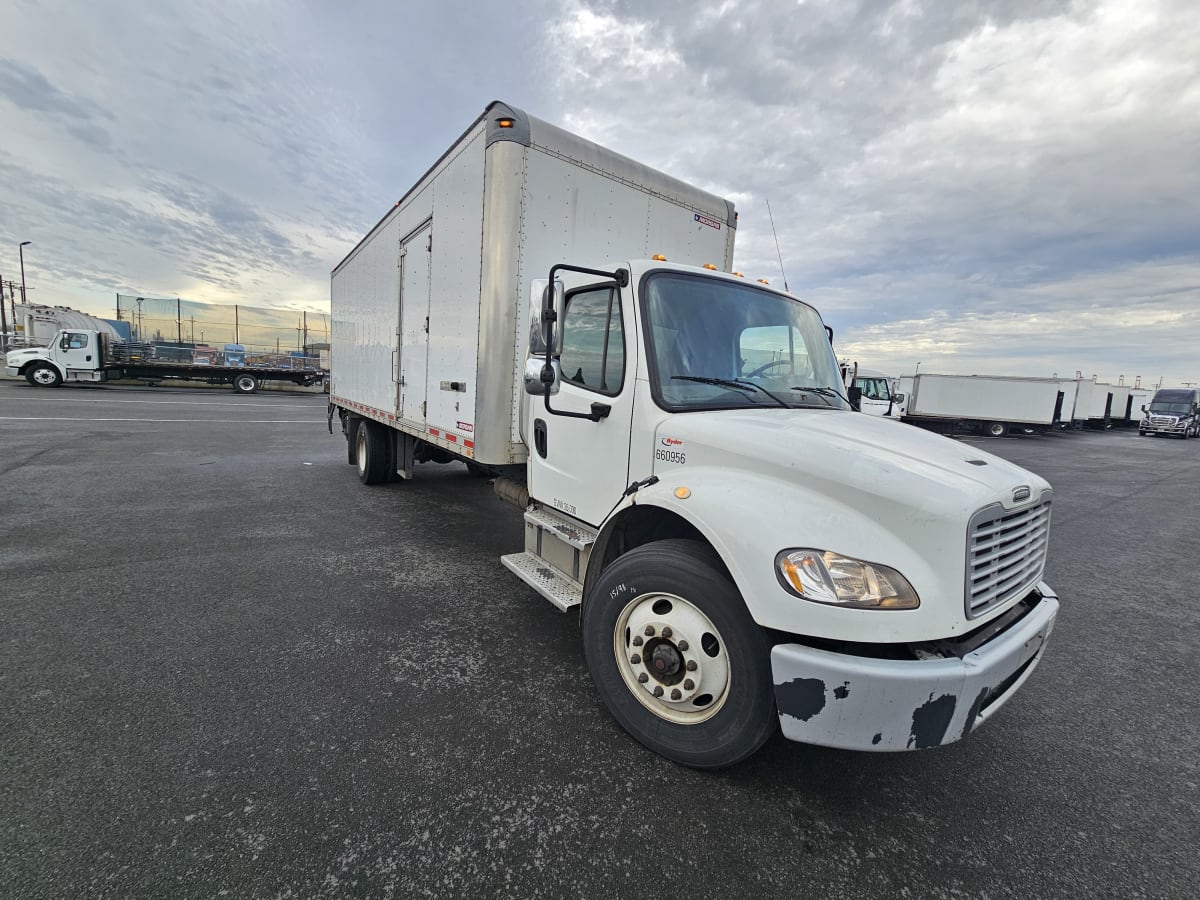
[524,357,561,395]
[528,278,565,356]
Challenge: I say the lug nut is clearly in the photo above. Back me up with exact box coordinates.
[683,679,694,690]
[677,639,689,652]
[632,635,643,647]
[638,673,648,683]
[653,686,664,697]
[662,627,673,638]
[685,660,697,671]
[630,654,641,665]
[644,625,655,637]
[670,689,682,700]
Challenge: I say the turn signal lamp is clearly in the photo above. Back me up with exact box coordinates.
[703,263,717,270]
[775,549,920,609]
[652,254,667,261]
[497,117,514,128]
[673,486,692,499]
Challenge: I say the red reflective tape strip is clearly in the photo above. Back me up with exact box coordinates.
[446,434,457,443]
[429,427,440,436]
[464,439,474,449]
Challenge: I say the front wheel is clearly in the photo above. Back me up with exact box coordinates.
[581,539,776,769]
[26,364,62,387]
[985,421,1009,438]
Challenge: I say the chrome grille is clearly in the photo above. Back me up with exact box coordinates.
[1149,415,1176,426]
[966,493,1052,619]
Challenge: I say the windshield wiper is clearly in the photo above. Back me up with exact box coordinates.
[789,385,849,408]
[672,375,791,409]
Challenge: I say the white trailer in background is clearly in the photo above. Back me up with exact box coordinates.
[899,374,1070,437]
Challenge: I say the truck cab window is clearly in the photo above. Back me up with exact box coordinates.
[559,288,624,395]
[61,333,89,350]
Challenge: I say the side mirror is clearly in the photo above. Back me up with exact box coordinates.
[1140,405,1147,413]
[892,393,905,404]
[848,385,862,411]
[528,278,565,356]
[524,357,560,395]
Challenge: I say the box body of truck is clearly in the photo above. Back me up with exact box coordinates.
[329,101,735,467]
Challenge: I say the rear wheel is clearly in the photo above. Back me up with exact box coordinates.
[985,421,1009,438]
[233,374,259,394]
[345,418,359,465]
[355,420,392,484]
[581,539,776,769]
[26,364,62,387]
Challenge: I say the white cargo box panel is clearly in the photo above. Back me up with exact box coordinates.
[907,374,1063,425]
[1071,378,1097,423]
[1108,385,1132,421]
[331,101,736,466]
[1053,378,1078,424]
[1086,383,1117,419]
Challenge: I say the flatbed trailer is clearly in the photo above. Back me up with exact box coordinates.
[4,329,325,393]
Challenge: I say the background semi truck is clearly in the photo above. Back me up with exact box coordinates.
[1140,387,1200,437]
[329,102,1060,768]
[5,329,324,393]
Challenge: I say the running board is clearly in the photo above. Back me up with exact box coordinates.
[500,552,582,612]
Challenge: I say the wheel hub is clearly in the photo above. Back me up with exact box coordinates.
[613,592,731,724]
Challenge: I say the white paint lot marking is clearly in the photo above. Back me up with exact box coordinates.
[0,395,318,410]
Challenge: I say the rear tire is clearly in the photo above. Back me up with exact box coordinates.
[581,539,776,769]
[26,364,62,387]
[356,420,392,485]
[233,374,259,394]
[985,421,1008,438]
[345,418,359,464]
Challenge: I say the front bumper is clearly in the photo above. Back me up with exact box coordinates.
[1142,424,1186,434]
[4,365,19,378]
[771,583,1059,751]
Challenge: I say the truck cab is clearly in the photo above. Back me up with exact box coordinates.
[507,259,1058,765]
[1140,387,1200,438]
[4,329,105,386]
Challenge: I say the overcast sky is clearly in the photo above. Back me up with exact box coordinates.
[1,0,1196,383]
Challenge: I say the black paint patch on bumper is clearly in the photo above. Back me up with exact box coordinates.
[908,693,957,749]
[775,677,826,722]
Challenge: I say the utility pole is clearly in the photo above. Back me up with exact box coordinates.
[19,241,31,305]
[0,272,9,352]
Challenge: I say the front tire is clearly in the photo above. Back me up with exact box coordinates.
[355,420,392,484]
[581,539,776,769]
[985,421,1009,438]
[26,364,62,387]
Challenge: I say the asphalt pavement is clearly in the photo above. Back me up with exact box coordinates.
[1,380,1197,899]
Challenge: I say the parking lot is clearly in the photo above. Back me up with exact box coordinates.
[2,379,1197,899]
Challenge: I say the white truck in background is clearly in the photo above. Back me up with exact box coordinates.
[897,373,1071,437]
[328,102,1060,768]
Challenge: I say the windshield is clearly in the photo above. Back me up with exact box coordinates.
[641,272,848,412]
[1149,401,1193,414]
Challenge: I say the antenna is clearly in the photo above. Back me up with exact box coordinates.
[764,199,789,292]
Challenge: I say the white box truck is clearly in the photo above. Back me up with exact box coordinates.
[900,374,1070,437]
[329,102,1060,768]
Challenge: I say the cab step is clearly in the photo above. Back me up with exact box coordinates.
[500,552,582,611]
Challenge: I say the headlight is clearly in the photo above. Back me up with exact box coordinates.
[775,549,920,609]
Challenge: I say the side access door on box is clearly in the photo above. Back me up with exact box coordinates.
[398,221,432,427]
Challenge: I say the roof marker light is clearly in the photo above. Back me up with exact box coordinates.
[652,254,667,261]
[497,118,514,128]
[757,278,770,285]
[732,272,744,278]
[702,263,717,270]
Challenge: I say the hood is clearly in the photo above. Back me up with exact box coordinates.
[655,408,1049,516]
[4,347,45,365]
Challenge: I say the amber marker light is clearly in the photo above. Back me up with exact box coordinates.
[674,487,692,499]
[652,254,667,261]
[702,263,717,270]
[757,278,770,285]
[732,272,744,277]
[496,117,514,128]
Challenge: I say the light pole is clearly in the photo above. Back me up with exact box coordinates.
[19,241,31,305]
[915,361,921,375]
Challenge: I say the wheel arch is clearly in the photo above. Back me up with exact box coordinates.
[584,503,733,604]
[20,359,63,377]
